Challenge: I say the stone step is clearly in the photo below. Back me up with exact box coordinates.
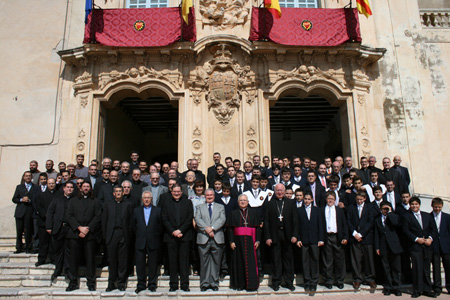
[0,236,17,244]
[0,285,384,299]
[0,243,16,251]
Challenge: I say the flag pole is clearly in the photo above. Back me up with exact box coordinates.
[260,0,267,41]
[91,0,96,43]
[179,1,184,41]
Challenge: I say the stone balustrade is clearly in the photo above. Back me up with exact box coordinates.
[420,9,450,28]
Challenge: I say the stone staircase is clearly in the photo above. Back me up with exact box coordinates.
[0,235,437,298]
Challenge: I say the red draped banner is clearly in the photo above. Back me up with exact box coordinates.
[84,7,196,47]
[249,7,361,46]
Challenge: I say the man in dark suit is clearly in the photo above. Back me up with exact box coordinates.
[303,170,326,207]
[195,189,226,291]
[292,165,307,187]
[35,177,58,266]
[347,191,377,290]
[359,156,371,184]
[264,183,298,291]
[402,196,438,298]
[429,197,450,295]
[161,185,194,292]
[133,191,162,293]
[84,164,99,188]
[296,191,324,292]
[130,169,148,200]
[322,191,348,289]
[12,171,38,253]
[102,186,133,292]
[395,191,413,284]
[65,182,102,291]
[383,180,401,211]
[374,201,403,296]
[207,152,221,188]
[46,181,74,281]
[231,171,250,199]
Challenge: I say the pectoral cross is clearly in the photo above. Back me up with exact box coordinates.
[244,220,248,226]
[278,215,284,222]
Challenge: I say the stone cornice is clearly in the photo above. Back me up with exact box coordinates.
[59,41,386,68]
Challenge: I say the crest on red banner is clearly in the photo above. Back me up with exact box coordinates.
[301,20,313,31]
[134,20,145,31]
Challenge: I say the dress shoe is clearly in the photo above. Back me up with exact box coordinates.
[368,281,377,289]
[181,287,190,292]
[135,287,145,293]
[286,285,295,292]
[337,284,344,289]
[105,285,115,292]
[235,287,243,291]
[271,284,280,291]
[66,285,78,292]
[88,286,96,291]
[304,284,310,292]
[310,285,317,292]
[383,289,391,296]
[353,282,361,289]
[14,250,23,254]
[31,249,39,254]
[169,287,177,292]
[212,286,219,291]
[434,290,441,296]
[395,290,402,296]
[201,287,208,292]
[411,292,420,298]
[325,284,332,289]
[422,291,437,298]
[118,287,126,291]
[35,261,45,267]
[148,287,156,292]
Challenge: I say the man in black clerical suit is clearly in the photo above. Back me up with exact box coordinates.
[12,171,38,253]
[402,196,438,298]
[374,201,403,296]
[46,181,74,281]
[392,155,411,190]
[35,177,58,266]
[130,169,148,199]
[381,157,404,194]
[264,183,298,291]
[66,182,102,291]
[102,185,133,292]
[93,168,110,197]
[98,170,120,203]
[133,191,162,293]
[181,159,205,184]
[161,185,194,292]
[207,152,221,188]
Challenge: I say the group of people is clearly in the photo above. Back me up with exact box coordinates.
[11,152,450,298]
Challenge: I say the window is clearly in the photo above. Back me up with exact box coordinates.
[279,0,319,8]
[127,0,168,8]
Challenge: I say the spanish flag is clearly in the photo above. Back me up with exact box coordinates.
[264,0,282,19]
[182,0,193,24]
[356,0,372,18]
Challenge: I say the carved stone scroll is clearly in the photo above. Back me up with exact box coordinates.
[199,0,250,30]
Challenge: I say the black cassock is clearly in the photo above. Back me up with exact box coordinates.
[226,207,261,291]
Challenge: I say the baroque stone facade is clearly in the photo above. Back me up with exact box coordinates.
[1,0,450,234]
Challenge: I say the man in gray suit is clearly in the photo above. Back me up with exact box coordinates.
[143,172,168,206]
[194,189,226,291]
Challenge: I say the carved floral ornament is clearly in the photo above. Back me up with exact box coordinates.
[188,43,256,125]
[273,65,347,89]
[199,0,250,30]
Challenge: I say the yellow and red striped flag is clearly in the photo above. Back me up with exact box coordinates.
[356,0,372,18]
[264,0,282,19]
[182,0,193,24]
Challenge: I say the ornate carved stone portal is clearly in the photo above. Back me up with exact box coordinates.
[199,0,250,30]
[59,38,384,170]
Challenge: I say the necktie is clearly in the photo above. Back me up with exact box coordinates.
[208,203,212,219]
[382,215,386,227]
[321,177,326,187]
[26,184,31,191]
[415,213,423,229]
[435,214,440,233]
[254,190,258,198]
[238,185,242,194]
[358,205,362,219]
[306,207,310,220]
